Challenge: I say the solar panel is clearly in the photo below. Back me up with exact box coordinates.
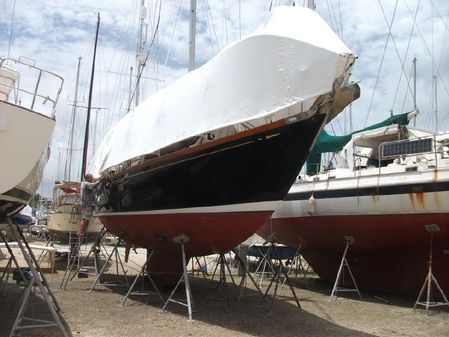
[381,138,433,159]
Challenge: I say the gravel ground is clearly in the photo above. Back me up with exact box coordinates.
[1,250,448,337]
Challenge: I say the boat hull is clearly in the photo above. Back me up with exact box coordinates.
[47,212,103,243]
[263,213,449,296]
[98,114,327,260]
[0,101,55,219]
[259,175,449,296]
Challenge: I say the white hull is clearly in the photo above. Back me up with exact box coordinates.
[0,101,55,195]
[276,164,449,218]
[47,211,103,240]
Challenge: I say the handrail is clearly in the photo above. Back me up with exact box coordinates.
[0,57,64,118]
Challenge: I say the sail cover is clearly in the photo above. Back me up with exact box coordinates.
[89,6,355,176]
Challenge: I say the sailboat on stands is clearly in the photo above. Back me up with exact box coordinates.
[90,6,360,278]
[0,57,63,221]
[259,110,449,296]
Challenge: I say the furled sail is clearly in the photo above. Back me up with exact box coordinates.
[89,6,355,176]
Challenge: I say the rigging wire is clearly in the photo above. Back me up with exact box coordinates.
[6,0,16,59]
[364,0,399,127]
[206,0,221,53]
[164,0,183,69]
[390,0,420,111]
[128,0,162,108]
[400,64,414,113]
[378,0,415,109]
[403,0,449,117]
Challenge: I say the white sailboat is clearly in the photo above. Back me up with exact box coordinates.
[259,111,449,295]
[0,57,63,220]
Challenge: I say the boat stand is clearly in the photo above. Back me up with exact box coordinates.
[36,233,57,267]
[0,230,28,295]
[330,236,361,301]
[4,216,68,337]
[121,248,164,306]
[161,234,194,320]
[191,256,208,279]
[230,247,266,303]
[88,236,130,292]
[253,245,277,287]
[280,245,310,289]
[203,251,237,309]
[260,237,302,312]
[414,224,449,314]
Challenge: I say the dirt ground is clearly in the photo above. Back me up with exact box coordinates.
[1,248,448,337]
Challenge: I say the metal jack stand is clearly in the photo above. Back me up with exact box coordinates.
[230,247,266,302]
[253,244,277,287]
[89,236,130,292]
[203,251,237,309]
[330,236,361,301]
[191,256,208,279]
[162,234,194,320]
[0,230,28,295]
[414,224,449,314]
[5,217,68,337]
[260,235,302,312]
[122,248,164,305]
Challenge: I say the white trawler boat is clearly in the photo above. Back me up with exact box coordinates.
[0,57,63,221]
[91,6,360,278]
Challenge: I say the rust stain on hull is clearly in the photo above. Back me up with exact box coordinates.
[415,192,425,208]
[408,193,416,210]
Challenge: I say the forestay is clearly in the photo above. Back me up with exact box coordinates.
[89,6,355,176]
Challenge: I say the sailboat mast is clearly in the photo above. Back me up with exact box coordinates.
[307,0,316,10]
[136,0,146,106]
[65,57,82,181]
[413,56,417,126]
[189,0,197,72]
[433,75,438,133]
[81,13,100,180]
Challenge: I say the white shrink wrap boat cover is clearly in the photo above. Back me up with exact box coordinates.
[89,6,355,176]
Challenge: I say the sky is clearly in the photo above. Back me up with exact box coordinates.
[1,0,449,196]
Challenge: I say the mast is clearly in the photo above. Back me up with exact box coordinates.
[136,0,147,106]
[65,57,82,181]
[433,75,438,133]
[413,56,417,126]
[189,0,197,71]
[127,66,133,113]
[81,13,100,180]
[307,0,316,10]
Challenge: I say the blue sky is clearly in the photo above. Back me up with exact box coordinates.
[1,0,449,194]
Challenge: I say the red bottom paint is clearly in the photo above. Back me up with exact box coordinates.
[100,211,272,282]
[258,213,449,296]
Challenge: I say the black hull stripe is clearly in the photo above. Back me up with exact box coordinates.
[285,181,449,201]
[105,115,327,212]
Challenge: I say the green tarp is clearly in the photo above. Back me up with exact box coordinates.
[306,112,412,175]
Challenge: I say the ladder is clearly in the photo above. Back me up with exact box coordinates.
[60,231,88,289]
